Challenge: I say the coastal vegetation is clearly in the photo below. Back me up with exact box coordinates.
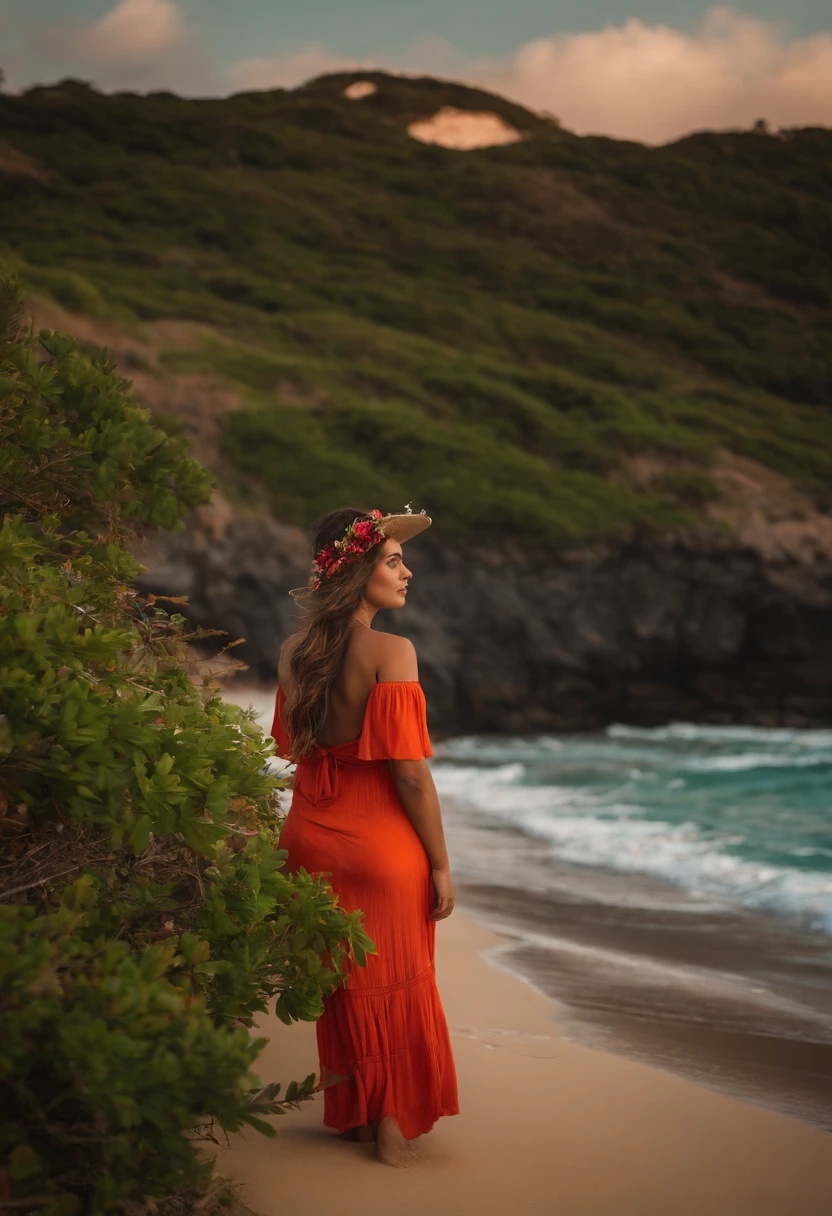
[0,72,830,549]
[0,272,374,1212]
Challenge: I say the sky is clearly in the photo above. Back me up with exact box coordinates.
[2,0,831,142]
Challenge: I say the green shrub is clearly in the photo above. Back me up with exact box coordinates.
[1,77,831,545]
[0,270,375,1212]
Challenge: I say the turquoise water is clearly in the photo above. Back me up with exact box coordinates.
[430,722,832,934]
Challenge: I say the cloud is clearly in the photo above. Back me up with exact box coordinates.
[40,0,187,65]
[10,5,832,142]
[31,0,217,93]
[470,7,832,142]
[225,7,832,143]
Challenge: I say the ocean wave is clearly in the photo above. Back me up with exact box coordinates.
[434,736,565,762]
[433,764,599,815]
[491,808,832,933]
[434,736,832,778]
[607,721,832,748]
[432,761,527,792]
[431,752,832,933]
[679,752,832,773]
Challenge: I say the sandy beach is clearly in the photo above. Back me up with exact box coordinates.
[215,908,831,1216]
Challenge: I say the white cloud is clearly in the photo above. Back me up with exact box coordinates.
[225,7,832,143]
[470,7,832,142]
[11,5,832,142]
[41,0,187,65]
[29,0,218,93]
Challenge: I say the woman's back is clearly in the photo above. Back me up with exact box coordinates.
[278,624,417,749]
[272,505,458,1160]
[274,615,459,1147]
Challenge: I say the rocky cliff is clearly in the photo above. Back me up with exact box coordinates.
[134,461,832,737]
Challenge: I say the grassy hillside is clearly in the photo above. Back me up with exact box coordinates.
[1,71,830,549]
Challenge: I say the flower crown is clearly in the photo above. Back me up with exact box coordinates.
[309,508,386,590]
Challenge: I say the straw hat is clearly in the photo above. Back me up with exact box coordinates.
[379,507,432,543]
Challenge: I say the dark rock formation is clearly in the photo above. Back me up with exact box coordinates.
[133,501,832,738]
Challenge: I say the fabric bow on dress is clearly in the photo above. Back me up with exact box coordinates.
[269,678,459,1141]
[293,739,376,808]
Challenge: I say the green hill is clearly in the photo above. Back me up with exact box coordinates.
[2,72,830,549]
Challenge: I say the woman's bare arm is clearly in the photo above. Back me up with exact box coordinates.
[390,761,455,921]
[379,635,455,920]
[389,759,448,869]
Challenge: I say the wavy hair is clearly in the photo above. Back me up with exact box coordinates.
[284,506,387,762]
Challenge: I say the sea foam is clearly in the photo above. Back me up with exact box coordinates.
[431,721,832,934]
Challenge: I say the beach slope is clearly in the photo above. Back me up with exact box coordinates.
[215,911,830,1216]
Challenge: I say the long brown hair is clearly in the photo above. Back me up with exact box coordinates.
[284,506,386,762]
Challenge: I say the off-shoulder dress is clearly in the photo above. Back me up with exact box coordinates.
[270,679,460,1140]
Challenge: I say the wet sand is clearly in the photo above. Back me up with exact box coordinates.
[217,682,831,1207]
[214,910,831,1216]
[459,878,832,1131]
[442,791,832,1131]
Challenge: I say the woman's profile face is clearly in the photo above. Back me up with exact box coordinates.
[364,538,412,609]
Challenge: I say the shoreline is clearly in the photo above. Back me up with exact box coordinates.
[218,695,832,1128]
[215,909,831,1216]
[220,684,832,1132]
[437,787,832,1128]
[443,797,832,1133]
[456,879,832,1132]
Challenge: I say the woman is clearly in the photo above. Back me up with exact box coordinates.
[270,505,460,1168]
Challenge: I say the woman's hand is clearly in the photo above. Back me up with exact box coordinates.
[430,866,455,921]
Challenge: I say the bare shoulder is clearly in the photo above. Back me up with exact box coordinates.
[365,627,416,655]
[373,630,419,682]
[373,629,416,654]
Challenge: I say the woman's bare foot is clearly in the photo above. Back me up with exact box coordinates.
[376,1116,415,1168]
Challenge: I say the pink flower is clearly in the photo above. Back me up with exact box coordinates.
[309,509,386,587]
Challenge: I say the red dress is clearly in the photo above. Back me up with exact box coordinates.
[270,680,460,1140]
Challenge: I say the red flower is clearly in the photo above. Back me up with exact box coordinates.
[309,509,386,588]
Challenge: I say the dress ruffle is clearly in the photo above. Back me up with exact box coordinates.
[271,680,433,762]
[271,678,459,1140]
[358,681,433,761]
[317,962,459,1139]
